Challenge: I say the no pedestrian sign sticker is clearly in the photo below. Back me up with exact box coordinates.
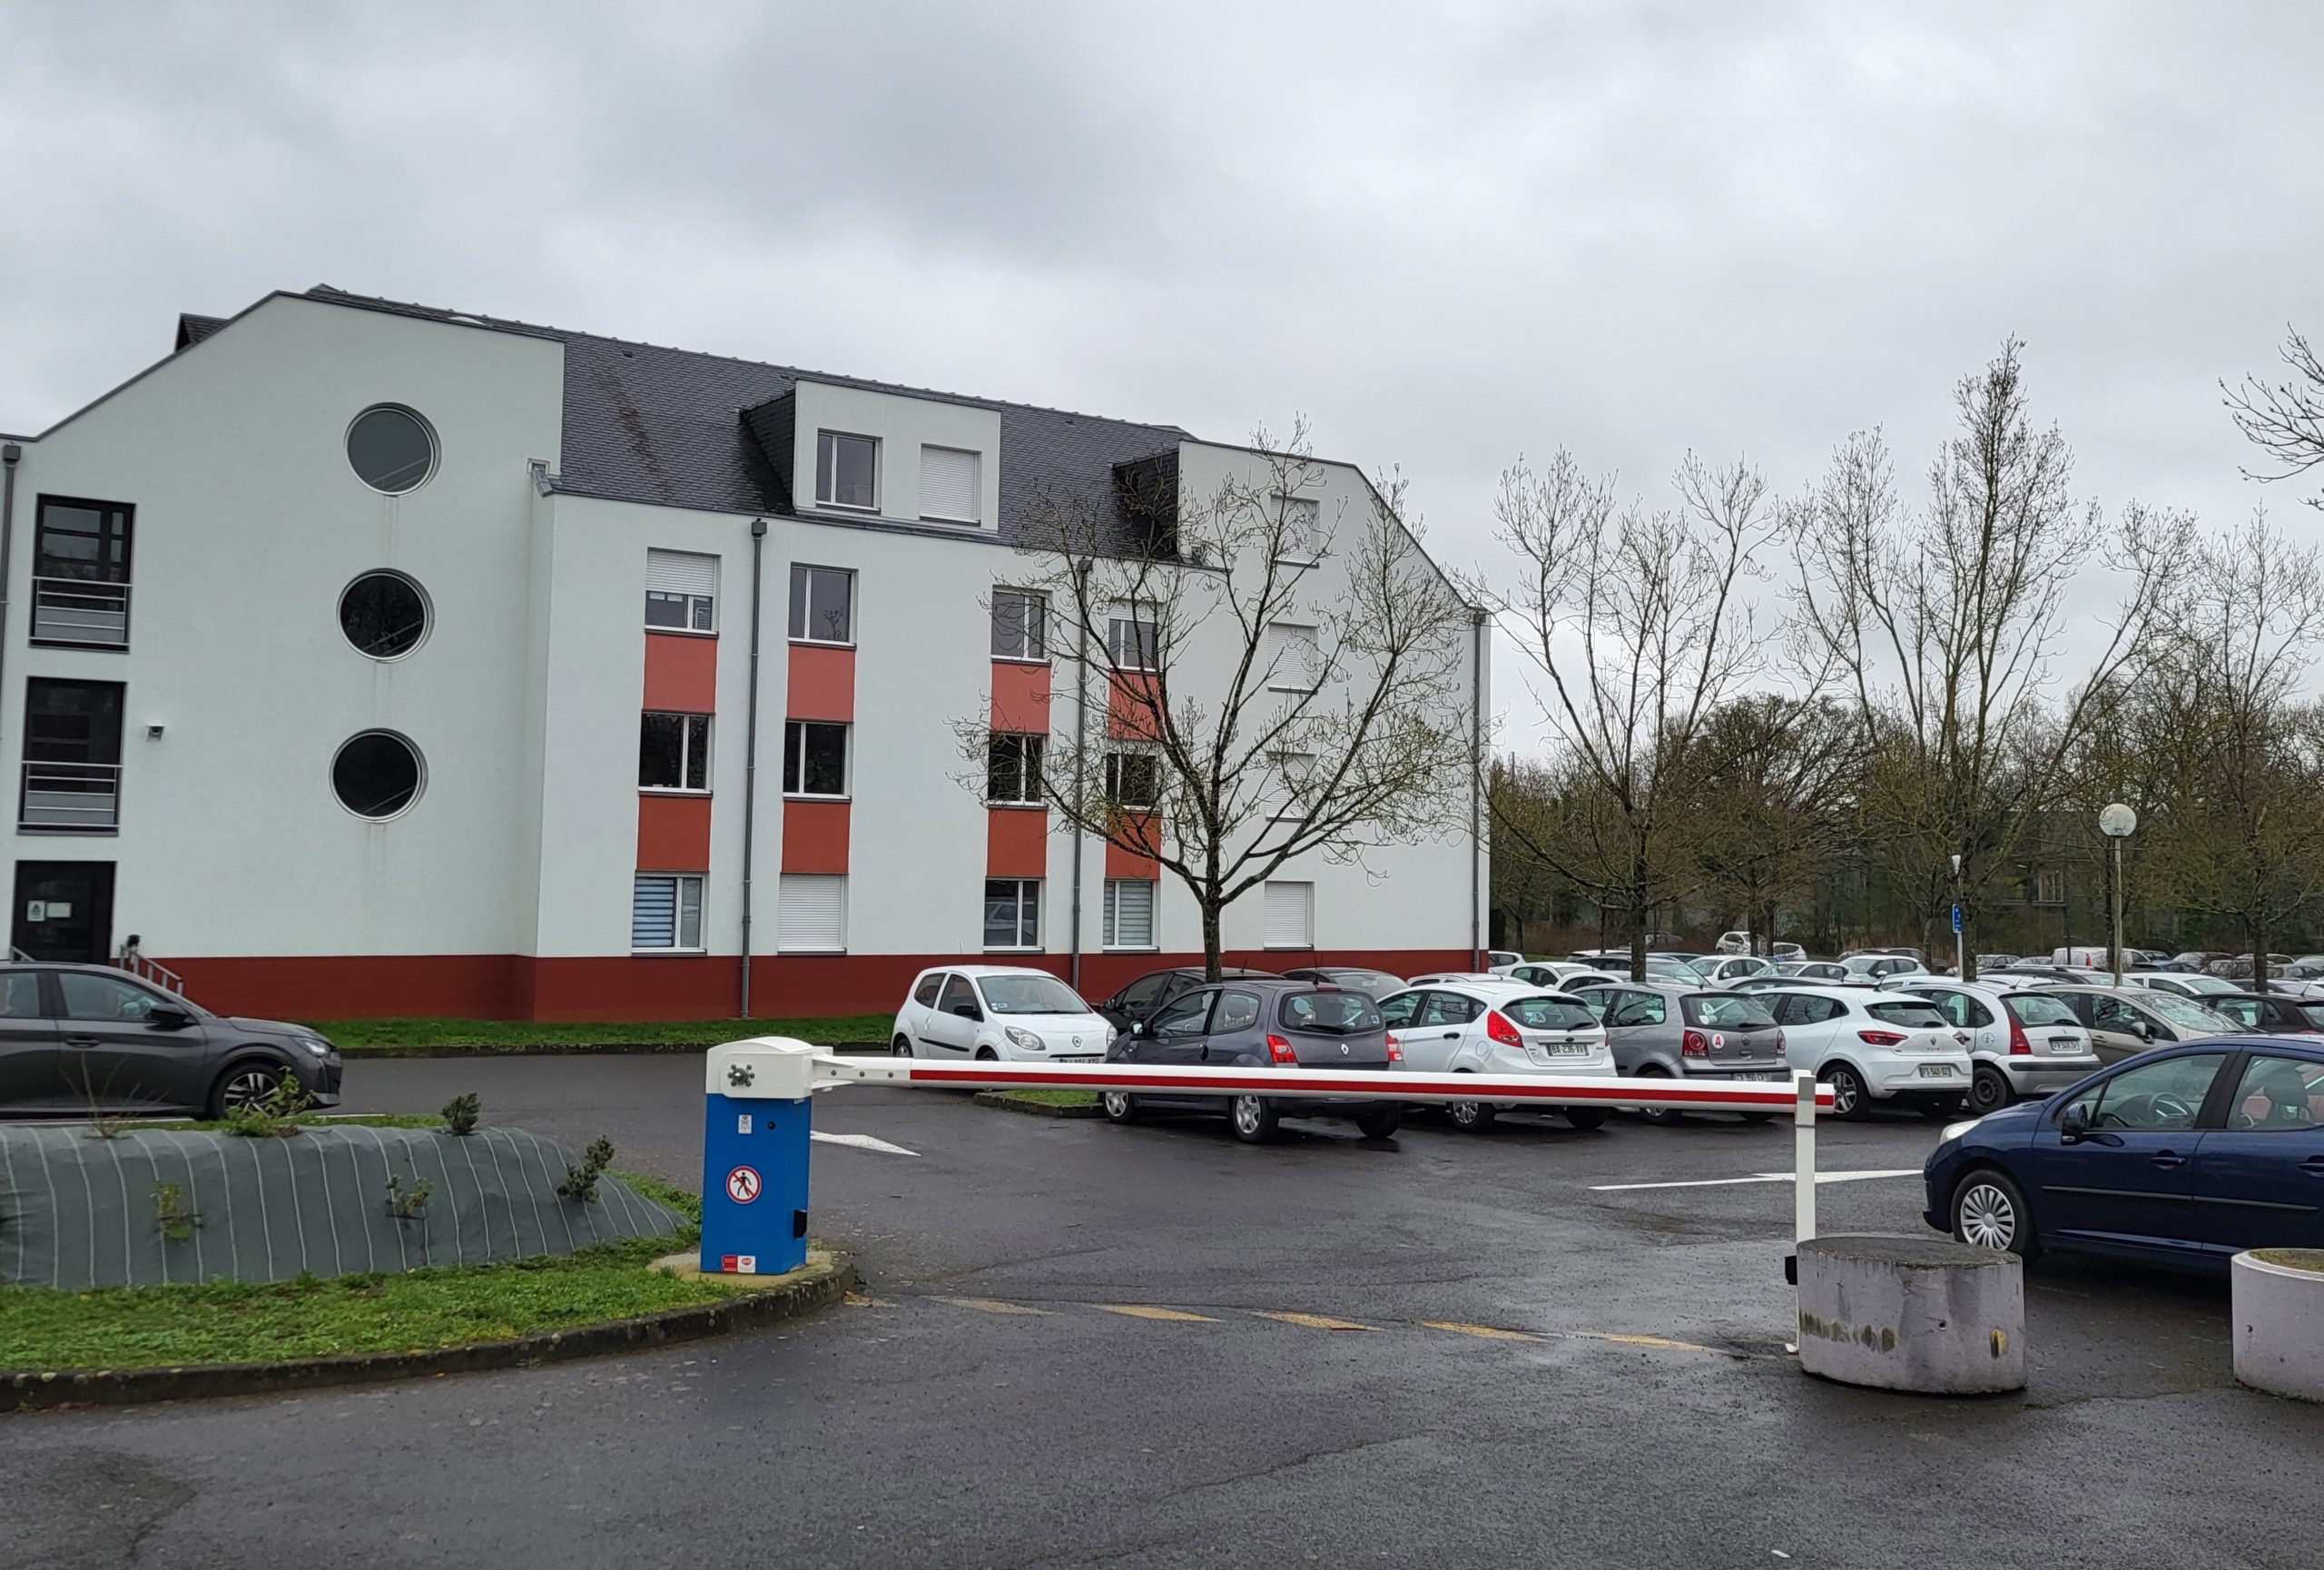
[725,1166,762,1205]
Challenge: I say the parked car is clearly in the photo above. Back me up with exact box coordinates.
[1755,986,1974,1120]
[0,962,343,1118]
[1498,961,1620,992]
[2207,954,2294,979]
[1567,982,1789,1125]
[1976,953,2023,971]
[1280,966,1405,1000]
[1979,963,2096,986]
[1715,931,1757,955]
[2126,972,2248,1003]
[1696,954,1774,984]
[1773,960,1852,983]
[1769,943,1807,963]
[1093,966,1279,1032]
[1926,1040,2324,1267]
[1098,978,1403,1143]
[2205,992,2324,1035]
[1483,950,1525,972]
[892,966,1115,1061]
[1894,977,2101,1115]
[1839,953,1927,983]
[2039,985,2248,1065]
[1403,971,1511,987]
[1376,980,1613,1131]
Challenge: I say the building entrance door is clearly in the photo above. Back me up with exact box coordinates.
[12,861,114,962]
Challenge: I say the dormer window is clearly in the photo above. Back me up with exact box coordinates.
[816,430,880,511]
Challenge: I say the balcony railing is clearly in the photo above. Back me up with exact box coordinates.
[19,761,121,831]
[31,577,131,647]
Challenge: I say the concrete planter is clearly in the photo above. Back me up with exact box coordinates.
[1796,1234,2025,1395]
[2232,1249,2324,1403]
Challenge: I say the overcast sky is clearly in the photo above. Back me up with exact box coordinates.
[5,2,2319,739]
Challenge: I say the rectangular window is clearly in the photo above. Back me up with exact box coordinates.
[639,712,712,792]
[1275,494,1321,559]
[632,874,704,951]
[645,548,718,632]
[789,564,856,645]
[1270,752,1314,818]
[1266,623,1321,690]
[2033,869,2065,906]
[921,445,980,523]
[984,878,1040,949]
[1263,880,1315,949]
[1108,610,1158,672]
[815,430,880,510]
[991,588,1047,661]
[1103,878,1156,949]
[783,720,850,797]
[32,496,133,648]
[777,873,846,953]
[1105,751,1160,810]
[987,733,1045,806]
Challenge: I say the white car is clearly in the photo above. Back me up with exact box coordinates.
[1483,951,1525,973]
[2126,971,2286,1002]
[1755,985,1974,1121]
[1377,979,1615,1132]
[1696,954,1774,984]
[1500,961,1621,992]
[891,966,1115,1061]
[1894,978,2101,1115]
[1840,953,1928,982]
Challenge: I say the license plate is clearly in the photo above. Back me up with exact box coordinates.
[1548,1042,1591,1056]
[1732,1071,1777,1081]
[1918,1064,1956,1078]
[2047,1037,2081,1054]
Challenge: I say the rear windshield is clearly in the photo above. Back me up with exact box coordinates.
[2004,993,2077,1028]
[977,975,1091,1014]
[1503,996,1598,1031]
[1278,991,1384,1034]
[1329,970,1404,999]
[1866,1001,1948,1029]
[1683,994,1775,1028]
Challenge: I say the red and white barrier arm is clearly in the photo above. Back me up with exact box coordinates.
[816,1055,1837,1117]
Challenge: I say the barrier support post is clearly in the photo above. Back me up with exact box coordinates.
[1793,1070,1817,1245]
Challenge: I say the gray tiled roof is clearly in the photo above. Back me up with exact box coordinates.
[174,313,228,350]
[302,287,1187,544]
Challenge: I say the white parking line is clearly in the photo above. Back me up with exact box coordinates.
[1590,1169,1922,1192]
[812,1131,919,1157]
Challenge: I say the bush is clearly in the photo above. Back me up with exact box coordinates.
[221,1072,315,1138]
[441,1092,481,1136]
[557,1136,615,1203]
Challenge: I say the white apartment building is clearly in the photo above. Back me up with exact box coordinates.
[0,288,1486,1020]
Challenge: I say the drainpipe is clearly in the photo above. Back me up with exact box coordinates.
[739,517,768,1017]
[1068,558,1090,991]
[1469,606,1487,969]
[0,443,19,746]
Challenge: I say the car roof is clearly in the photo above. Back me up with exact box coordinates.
[1759,983,1933,1003]
[932,964,1071,981]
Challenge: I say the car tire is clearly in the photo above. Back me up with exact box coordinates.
[1354,1107,1403,1140]
[892,1034,913,1058]
[1563,1107,1608,1131]
[209,1060,287,1120]
[1952,1168,2039,1259]
[1229,1093,1279,1144]
[1967,1063,2012,1115]
[1100,1091,1140,1124]
[1820,1063,1869,1121]
[1447,1081,1496,1132]
[975,1047,999,1061]
[1633,1064,1683,1125]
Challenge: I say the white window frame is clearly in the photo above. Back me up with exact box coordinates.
[1105,749,1161,810]
[919,444,981,524]
[1269,751,1315,821]
[1108,608,1159,673]
[645,548,718,635]
[1263,880,1315,950]
[991,588,1048,663]
[987,732,1045,807]
[983,877,1041,951]
[1102,877,1157,951]
[783,719,851,799]
[632,873,705,953]
[789,564,856,647]
[1266,622,1321,692]
[1275,493,1322,562]
[776,873,847,953]
[639,711,713,795]
[815,430,881,513]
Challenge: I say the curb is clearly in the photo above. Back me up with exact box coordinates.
[337,1042,887,1060]
[974,1090,1104,1119]
[1,1250,858,1413]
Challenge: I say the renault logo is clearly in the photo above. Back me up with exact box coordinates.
[1072,1036,1082,1048]
[1339,1042,1349,1056]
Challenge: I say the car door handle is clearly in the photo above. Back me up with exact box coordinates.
[63,1035,100,1049]
[2302,1155,2324,1177]
[2150,1151,2188,1170]
[1442,1032,1460,1040]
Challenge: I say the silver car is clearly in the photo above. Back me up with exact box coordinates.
[1895,977,2100,1114]
[2040,984,2247,1065]
[1570,981,1789,1125]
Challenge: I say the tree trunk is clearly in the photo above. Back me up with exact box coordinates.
[1628,839,1650,982]
[2252,913,2270,996]
[1201,897,1224,982]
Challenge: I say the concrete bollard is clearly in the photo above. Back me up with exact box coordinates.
[2231,1249,2324,1403]
[1796,1235,2025,1395]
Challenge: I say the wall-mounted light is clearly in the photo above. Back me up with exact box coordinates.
[146,723,166,739]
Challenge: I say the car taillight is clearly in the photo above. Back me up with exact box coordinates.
[1858,1028,1906,1046]
[1486,1010,1523,1048]
[1385,1035,1403,1061]
[2007,1014,2031,1056]
[1266,1033,1296,1064]
[1774,1028,1786,1052]
[1681,1028,1709,1058]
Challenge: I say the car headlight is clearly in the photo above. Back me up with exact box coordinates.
[294,1034,338,1059]
[1939,1117,1983,1144]
[1004,1025,1046,1052]
[1105,1022,1118,1047]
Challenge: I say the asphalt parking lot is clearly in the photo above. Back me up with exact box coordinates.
[5,1053,2319,1569]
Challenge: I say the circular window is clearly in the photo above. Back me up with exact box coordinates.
[345,405,437,494]
[339,571,430,659]
[331,731,424,820]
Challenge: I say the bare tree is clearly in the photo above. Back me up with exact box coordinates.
[972,422,1476,980]
[1788,339,2174,978]
[2224,326,2324,504]
[1682,695,1857,955]
[1489,449,1778,980]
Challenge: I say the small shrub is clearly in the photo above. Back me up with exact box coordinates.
[557,1136,615,1203]
[385,1172,432,1221]
[221,1072,315,1139]
[441,1092,481,1136]
[153,1182,201,1242]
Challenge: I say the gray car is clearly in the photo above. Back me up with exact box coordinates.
[1570,981,1789,1124]
[2040,984,2248,1065]
[0,962,344,1118]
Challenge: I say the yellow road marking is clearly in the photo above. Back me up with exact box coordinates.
[935,1297,1049,1316]
[1097,1304,1219,1323]
[1419,1319,1541,1342]
[1574,1331,1723,1355]
[1254,1310,1374,1331]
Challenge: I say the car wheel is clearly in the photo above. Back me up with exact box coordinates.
[1820,1063,1868,1121]
[1952,1169,2039,1259]
[1229,1093,1278,1144]
[1563,1107,1608,1131]
[1967,1063,2012,1115]
[1100,1091,1140,1123]
[1354,1107,1403,1140]
[1447,1084,1496,1132]
[1633,1064,1683,1125]
[892,1034,913,1058]
[210,1061,286,1119]
[975,1047,999,1061]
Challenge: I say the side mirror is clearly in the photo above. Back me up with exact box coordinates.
[2132,1019,2154,1041]
[146,1005,193,1031]
[1130,1020,1150,1038]
[950,1002,982,1022]
[2060,1104,2090,1143]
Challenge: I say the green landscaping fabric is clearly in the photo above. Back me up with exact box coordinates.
[0,1125,681,1289]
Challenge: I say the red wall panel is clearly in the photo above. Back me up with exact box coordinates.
[643,631,718,711]
[787,644,856,723]
[990,660,1051,734]
[783,799,852,873]
[986,808,1049,876]
[636,793,713,870]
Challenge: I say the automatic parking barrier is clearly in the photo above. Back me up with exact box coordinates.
[697,1039,1835,1279]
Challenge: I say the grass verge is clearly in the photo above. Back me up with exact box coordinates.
[307,1015,891,1052]
[0,1172,724,1371]
[974,1088,1102,1117]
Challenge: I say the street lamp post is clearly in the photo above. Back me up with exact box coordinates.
[2100,803,2138,986]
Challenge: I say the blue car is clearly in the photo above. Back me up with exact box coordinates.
[1923,1038,2324,1269]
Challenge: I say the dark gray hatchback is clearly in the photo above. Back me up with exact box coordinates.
[0,963,344,1118]
[1100,979,1403,1143]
